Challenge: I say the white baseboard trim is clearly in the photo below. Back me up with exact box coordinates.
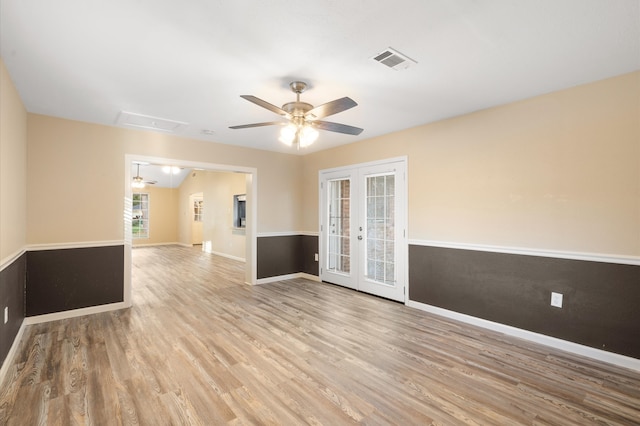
[408,240,640,266]
[0,319,26,387]
[406,300,640,372]
[24,301,130,325]
[299,273,321,282]
[205,250,245,263]
[256,272,320,285]
[132,242,182,247]
[256,273,300,285]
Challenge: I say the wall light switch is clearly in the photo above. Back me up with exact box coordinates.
[314,253,319,262]
[4,307,7,324]
[551,292,563,308]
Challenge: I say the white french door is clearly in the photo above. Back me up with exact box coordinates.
[320,159,406,302]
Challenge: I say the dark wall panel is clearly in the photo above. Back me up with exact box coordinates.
[301,235,319,276]
[257,235,320,280]
[0,254,26,366]
[27,246,124,316]
[409,245,640,359]
[257,236,302,279]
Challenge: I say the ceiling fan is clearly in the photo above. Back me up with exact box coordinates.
[230,81,363,148]
[131,163,157,189]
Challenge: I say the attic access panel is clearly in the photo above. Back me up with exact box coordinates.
[117,111,188,133]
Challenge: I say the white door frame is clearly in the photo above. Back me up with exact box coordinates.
[319,156,408,303]
[319,167,359,290]
[189,192,204,245]
[124,154,258,308]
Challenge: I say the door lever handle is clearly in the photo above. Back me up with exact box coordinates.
[357,235,363,240]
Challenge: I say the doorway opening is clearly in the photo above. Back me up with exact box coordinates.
[124,155,257,307]
[190,193,204,245]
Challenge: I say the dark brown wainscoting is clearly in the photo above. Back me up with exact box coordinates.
[409,244,640,359]
[0,254,26,366]
[301,235,319,276]
[26,245,124,316]
[257,235,319,279]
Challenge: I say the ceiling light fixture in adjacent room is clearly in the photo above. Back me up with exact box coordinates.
[162,166,181,174]
[131,162,157,188]
[132,164,146,189]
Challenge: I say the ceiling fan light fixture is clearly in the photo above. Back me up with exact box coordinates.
[231,81,363,149]
[132,163,146,188]
[132,176,145,189]
[299,125,318,148]
[279,124,297,146]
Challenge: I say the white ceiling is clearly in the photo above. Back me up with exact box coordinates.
[1,1,639,154]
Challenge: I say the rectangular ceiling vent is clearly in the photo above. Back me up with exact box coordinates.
[372,47,417,71]
[116,111,188,133]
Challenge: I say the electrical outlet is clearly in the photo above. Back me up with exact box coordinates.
[551,292,563,308]
[4,307,7,324]
[314,253,319,262]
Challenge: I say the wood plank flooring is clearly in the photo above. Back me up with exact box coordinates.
[1,245,639,425]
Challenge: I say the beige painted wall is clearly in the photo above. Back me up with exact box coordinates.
[27,115,303,245]
[302,72,640,256]
[180,171,247,259]
[0,59,28,261]
[178,170,246,259]
[19,69,640,257]
[132,186,179,246]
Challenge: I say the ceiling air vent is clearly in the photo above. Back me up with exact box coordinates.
[372,47,417,71]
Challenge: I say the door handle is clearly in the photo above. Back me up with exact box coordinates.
[358,235,363,240]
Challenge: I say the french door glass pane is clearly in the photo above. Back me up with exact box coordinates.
[327,179,351,274]
[365,174,395,285]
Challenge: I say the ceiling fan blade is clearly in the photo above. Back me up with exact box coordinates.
[313,120,364,135]
[306,97,357,120]
[229,121,284,129]
[240,95,289,117]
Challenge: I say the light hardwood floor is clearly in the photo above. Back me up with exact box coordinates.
[1,245,639,425]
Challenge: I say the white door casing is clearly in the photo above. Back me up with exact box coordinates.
[320,158,407,302]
